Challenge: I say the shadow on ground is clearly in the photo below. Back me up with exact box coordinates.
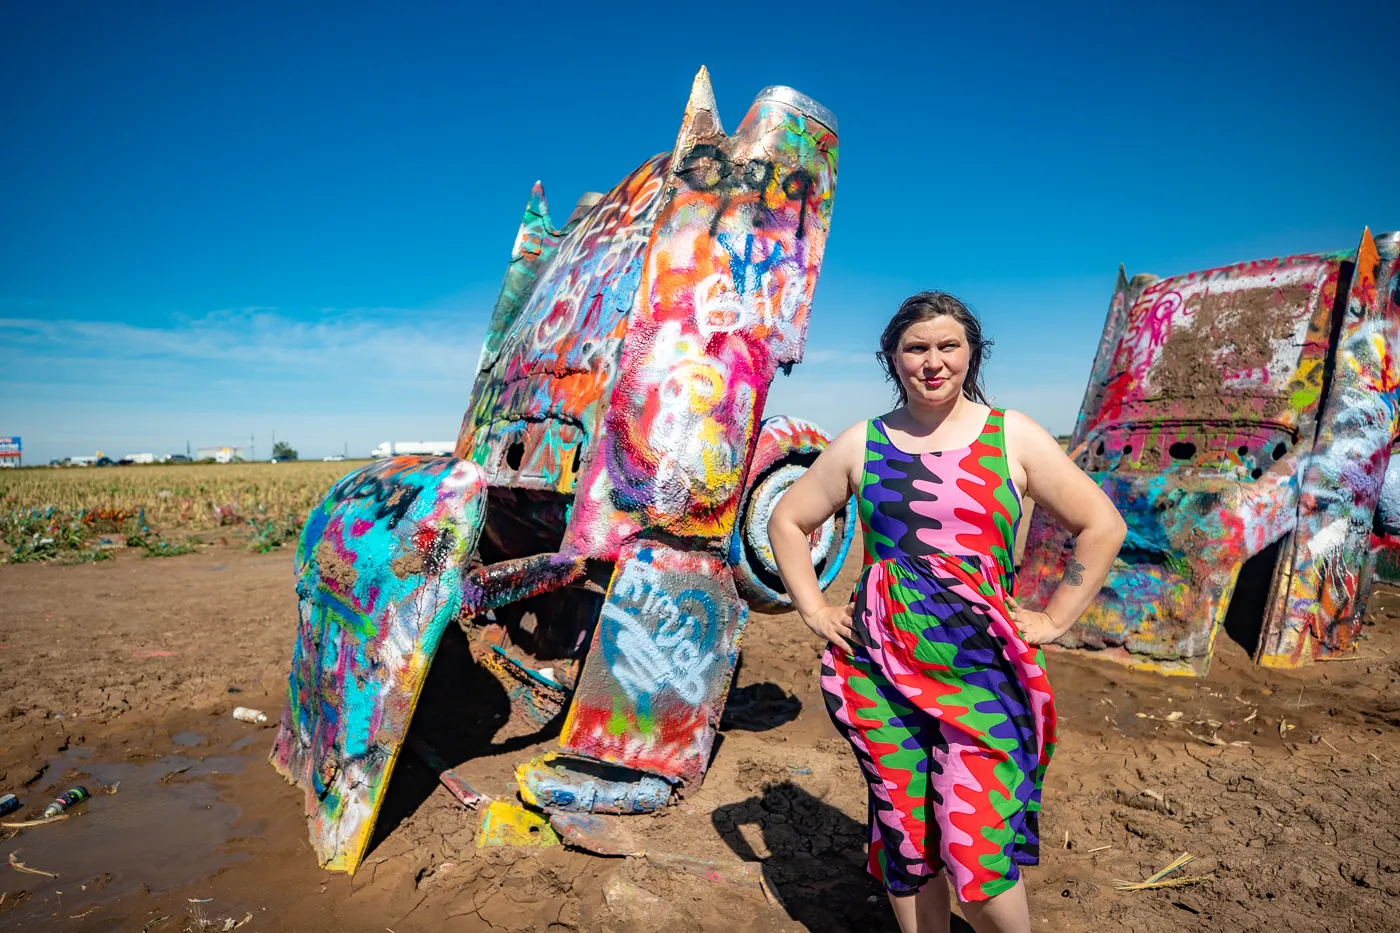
[367,623,558,855]
[708,779,969,932]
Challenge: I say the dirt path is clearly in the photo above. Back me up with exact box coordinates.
[1,548,1398,931]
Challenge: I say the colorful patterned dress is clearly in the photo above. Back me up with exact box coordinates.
[819,408,1057,902]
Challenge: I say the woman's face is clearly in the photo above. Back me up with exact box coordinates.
[893,315,971,407]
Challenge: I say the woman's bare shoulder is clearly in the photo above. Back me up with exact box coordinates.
[1002,408,1057,444]
[814,420,873,482]
[831,418,873,444]
[820,420,869,462]
[1002,409,1074,476]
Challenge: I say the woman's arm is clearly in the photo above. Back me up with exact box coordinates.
[767,422,865,648]
[1004,410,1126,644]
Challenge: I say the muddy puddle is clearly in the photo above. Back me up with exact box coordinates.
[0,742,264,929]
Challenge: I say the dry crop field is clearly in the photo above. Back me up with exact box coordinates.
[1,460,369,527]
[0,460,370,561]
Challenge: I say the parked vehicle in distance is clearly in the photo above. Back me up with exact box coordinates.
[95,457,114,467]
[322,454,347,462]
[370,441,455,458]
[161,454,192,463]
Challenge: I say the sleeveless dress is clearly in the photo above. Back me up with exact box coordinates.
[819,408,1057,902]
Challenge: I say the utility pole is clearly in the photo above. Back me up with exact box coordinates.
[250,432,256,463]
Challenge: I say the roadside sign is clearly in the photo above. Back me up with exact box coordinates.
[0,437,19,459]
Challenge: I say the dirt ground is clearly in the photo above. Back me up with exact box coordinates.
[2,546,1399,933]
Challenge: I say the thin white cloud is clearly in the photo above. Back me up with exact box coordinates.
[0,308,483,380]
[0,308,487,461]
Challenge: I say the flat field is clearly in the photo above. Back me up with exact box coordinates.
[0,460,370,531]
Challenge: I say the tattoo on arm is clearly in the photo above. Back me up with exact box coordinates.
[1061,558,1085,587]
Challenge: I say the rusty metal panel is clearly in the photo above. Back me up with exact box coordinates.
[1086,252,1342,438]
[1022,249,1352,675]
[1070,267,1155,448]
[1259,229,1400,665]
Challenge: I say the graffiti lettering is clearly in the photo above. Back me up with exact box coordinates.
[676,145,775,194]
[676,145,819,238]
[717,233,785,295]
[603,560,721,704]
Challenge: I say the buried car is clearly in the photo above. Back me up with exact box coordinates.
[270,68,853,872]
[1019,228,1400,676]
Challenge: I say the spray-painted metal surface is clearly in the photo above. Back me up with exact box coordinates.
[733,416,852,611]
[1022,229,1400,676]
[476,800,561,848]
[1258,230,1400,665]
[270,457,488,870]
[561,542,747,781]
[276,68,851,873]
[516,752,671,814]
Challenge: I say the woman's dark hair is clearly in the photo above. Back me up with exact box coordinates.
[877,291,993,406]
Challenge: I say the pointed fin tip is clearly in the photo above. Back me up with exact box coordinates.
[668,66,724,173]
[686,65,719,117]
[525,180,551,226]
[1357,225,1380,273]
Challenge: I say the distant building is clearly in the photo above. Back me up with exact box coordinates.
[122,453,156,464]
[371,441,455,458]
[196,446,246,464]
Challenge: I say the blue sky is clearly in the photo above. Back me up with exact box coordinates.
[2,2,1396,463]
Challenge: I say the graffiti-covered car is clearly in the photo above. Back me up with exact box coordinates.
[269,68,854,872]
[1019,228,1400,676]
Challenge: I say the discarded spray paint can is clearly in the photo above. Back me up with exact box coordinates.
[43,785,90,818]
[232,707,268,725]
[0,794,19,818]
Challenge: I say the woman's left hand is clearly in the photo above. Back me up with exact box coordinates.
[1006,597,1067,645]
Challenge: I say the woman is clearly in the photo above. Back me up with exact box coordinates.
[768,292,1125,933]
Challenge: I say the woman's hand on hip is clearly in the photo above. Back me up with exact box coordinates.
[802,603,857,651]
[1006,597,1066,646]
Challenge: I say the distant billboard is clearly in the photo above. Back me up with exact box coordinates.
[0,437,20,459]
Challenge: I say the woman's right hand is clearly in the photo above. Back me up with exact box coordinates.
[802,603,857,651]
